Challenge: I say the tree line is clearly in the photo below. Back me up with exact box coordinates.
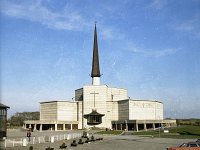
[176,119,200,126]
[8,112,40,127]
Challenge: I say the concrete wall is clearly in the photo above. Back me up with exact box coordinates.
[40,88,163,129]
[107,87,128,101]
[118,100,129,120]
[82,85,128,129]
[110,101,119,121]
[57,102,77,121]
[129,100,163,120]
[40,101,78,122]
[77,101,83,129]
[40,102,57,121]
[105,101,118,128]
[75,88,83,101]
[83,85,107,128]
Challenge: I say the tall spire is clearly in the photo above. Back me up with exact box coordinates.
[91,23,101,85]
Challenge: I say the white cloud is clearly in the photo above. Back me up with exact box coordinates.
[172,16,200,39]
[0,0,88,31]
[100,27,125,40]
[175,19,197,31]
[101,28,114,39]
[176,23,194,31]
[126,43,180,57]
[146,0,168,10]
[0,0,126,38]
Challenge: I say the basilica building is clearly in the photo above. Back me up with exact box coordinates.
[24,25,176,131]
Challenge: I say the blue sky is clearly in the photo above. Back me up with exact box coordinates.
[0,0,200,118]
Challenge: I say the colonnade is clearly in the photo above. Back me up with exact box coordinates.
[23,123,78,131]
[112,120,176,132]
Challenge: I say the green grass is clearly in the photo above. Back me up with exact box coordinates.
[177,119,200,126]
[132,125,200,139]
[96,130,123,135]
[96,125,200,138]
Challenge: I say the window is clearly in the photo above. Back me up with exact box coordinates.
[189,144,198,147]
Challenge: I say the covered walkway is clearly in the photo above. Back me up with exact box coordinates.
[111,119,176,132]
[24,120,79,131]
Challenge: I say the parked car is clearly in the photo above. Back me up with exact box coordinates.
[167,142,200,150]
[196,139,200,143]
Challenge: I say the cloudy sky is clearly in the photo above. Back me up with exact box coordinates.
[1,0,200,118]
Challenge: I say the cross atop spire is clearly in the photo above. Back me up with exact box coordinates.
[91,23,101,78]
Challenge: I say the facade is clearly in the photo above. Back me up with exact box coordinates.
[24,24,176,131]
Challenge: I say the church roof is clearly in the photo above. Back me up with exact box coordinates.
[91,24,101,77]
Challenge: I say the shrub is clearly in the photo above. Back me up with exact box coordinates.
[78,139,84,144]
[29,146,33,150]
[71,140,77,147]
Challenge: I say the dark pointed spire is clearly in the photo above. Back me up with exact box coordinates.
[91,23,101,77]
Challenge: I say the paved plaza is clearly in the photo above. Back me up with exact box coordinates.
[1,129,194,150]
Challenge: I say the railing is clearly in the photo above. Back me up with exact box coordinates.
[2,132,82,148]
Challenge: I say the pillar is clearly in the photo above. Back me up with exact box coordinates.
[63,124,65,131]
[40,124,42,132]
[120,124,122,130]
[144,123,147,131]
[34,124,37,131]
[71,124,72,130]
[136,123,138,132]
[55,124,57,131]
[153,123,155,130]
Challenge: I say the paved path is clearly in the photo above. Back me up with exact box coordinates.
[1,130,196,150]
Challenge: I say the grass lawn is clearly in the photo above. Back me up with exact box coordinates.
[132,125,200,139]
[96,125,200,139]
[96,130,123,135]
